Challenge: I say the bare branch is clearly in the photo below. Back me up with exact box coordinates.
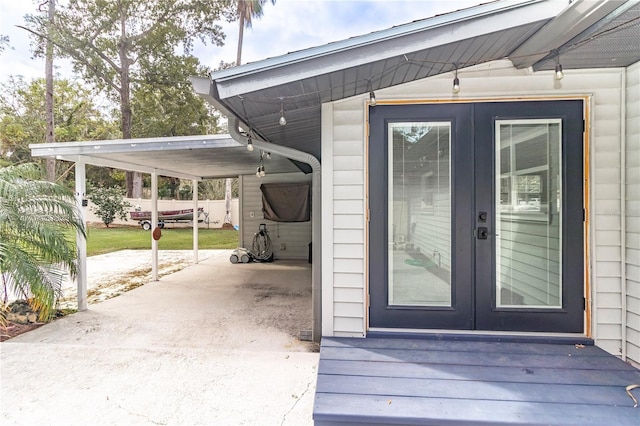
[128,3,178,44]
[16,25,122,93]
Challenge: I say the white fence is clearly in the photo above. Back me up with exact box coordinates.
[84,198,239,228]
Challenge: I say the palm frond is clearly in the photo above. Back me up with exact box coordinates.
[0,163,86,321]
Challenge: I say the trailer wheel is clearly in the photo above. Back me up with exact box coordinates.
[158,222,165,229]
[141,221,152,231]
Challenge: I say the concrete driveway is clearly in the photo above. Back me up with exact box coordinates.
[1,250,319,425]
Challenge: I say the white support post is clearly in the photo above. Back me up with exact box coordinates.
[193,179,199,264]
[75,160,88,311]
[151,171,158,281]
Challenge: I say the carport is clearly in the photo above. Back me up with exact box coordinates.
[29,132,322,341]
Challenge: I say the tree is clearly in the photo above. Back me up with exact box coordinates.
[23,0,234,198]
[224,0,275,225]
[44,0,56,182]
[0,35,8,53]
[87,185,131,227]
[131,56,221,138]
[131,55,223,200]
[0,163,86,321]
[235,0,275,66]
[200,178,239,200]
[0,76,119,170]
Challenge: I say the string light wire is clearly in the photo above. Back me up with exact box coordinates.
[224,16,637,110]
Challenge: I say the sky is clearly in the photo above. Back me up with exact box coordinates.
[0,0,481,84]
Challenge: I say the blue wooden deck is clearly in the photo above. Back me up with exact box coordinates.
[313,336,640,425]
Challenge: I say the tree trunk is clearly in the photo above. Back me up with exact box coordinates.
[225,12,245,225]
[236,14,244,66]
[45,0,56,182]
[118,10,141,198]
[224,178,232,224]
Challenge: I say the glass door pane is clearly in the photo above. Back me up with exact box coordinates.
[388,122,451,307]
[495,120,562,308]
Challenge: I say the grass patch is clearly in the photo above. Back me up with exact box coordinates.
[81,226,238,256]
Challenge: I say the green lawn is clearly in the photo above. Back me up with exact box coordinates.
[81,226,239,256]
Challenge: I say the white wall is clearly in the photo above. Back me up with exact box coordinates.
[625,60,640,365]
[322,59,630,355]
[85,198,239,228]
[240,172,312,261]
[322,101,367,337]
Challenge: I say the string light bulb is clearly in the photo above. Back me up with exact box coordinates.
[279,99,287,126]
[259,165,266,177]
[367,80,377,106]
[247,136,254,151]
[452,66,460,94]
[554,56,564,80]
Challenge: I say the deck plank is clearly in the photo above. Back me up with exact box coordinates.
[314,337,640,425]
[314,393,640,425]
[316,374,634,406]
[321,337,609,357]
[318,359,640,386]
[319,346,634,370]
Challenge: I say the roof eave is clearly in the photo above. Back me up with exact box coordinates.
[209,0,567,100]
[510,0,629,69]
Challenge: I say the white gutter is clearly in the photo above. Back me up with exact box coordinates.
[229,120,322,343]
[191,75,323,342]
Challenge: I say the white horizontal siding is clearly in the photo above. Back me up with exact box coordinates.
[324,100,367,336]
[322,59,628,348]
[625,60,640,365]
[334,229,364,244]
[334,244,364,259]
[241,173,311,260]
[334,273,365,288]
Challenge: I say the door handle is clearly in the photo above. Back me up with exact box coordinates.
[477,227,488,239]
[476,227,498,239]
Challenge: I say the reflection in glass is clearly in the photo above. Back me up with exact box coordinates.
[495,121,562,308]
[388,122,451,307]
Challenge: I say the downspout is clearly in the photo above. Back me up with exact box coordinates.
[229,120,322,343]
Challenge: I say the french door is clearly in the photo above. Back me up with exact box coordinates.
[368,100,584,333]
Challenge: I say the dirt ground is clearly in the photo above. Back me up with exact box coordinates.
[0,321,43,341]
[2,249,222,342]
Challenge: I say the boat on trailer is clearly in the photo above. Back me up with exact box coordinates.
[129,207,206,230]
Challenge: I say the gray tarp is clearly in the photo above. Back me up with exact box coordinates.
[260,182,310,222]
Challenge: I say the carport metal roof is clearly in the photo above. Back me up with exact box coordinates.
[30,134,301,180]
[203,0,640,161]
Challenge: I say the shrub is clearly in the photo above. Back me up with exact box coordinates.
[88,186,131,227]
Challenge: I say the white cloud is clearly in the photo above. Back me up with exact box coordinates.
[1,0,481,81]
